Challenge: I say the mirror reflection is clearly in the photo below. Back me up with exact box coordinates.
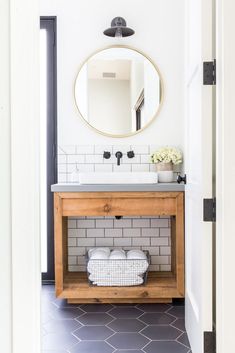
[75,47,163,136]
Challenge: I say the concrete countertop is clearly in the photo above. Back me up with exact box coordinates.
[51,183,185,192]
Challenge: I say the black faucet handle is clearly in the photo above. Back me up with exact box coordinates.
[115,151,123,158]
[127,150,135,158]
[103,151,111,159]
[177,174,187,184]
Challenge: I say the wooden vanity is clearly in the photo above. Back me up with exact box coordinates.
[53,187,184,303]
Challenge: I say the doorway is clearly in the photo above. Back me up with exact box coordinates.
[40,17,57,282]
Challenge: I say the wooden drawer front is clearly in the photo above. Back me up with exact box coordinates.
[62,197,176,216]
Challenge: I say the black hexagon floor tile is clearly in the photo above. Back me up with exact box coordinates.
[109,306,143,319]
[137,303,171,312]
[144,341,189,353]
[114,351,143,353]
[73,325,114,340]
[50,307,84,320]
[44,319,82,334]
[80,304,113,312]
[177,332,191,348]
[141,325,182,340]
[107,332,149,350]
[42,332,79,350]
[41,285,191,353]
[77,312,113,325]
[139,312,175,325]
[68,341,114,353]
[167,306,185,318]
[171,318,185,331]
[108,318,146,332]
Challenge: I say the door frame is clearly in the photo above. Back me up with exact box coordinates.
[40,16,57,282]
[0,0,41,352]
[216,1,235,352]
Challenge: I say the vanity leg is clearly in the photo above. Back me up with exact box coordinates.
[175,193,185,296]
[54,193,68,297]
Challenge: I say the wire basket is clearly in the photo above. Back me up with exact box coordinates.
[86,250,150,287]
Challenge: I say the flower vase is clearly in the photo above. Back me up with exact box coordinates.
[156,162,174,183]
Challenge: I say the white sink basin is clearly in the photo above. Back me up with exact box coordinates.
[78,172,158,185]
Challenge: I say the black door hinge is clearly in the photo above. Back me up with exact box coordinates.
[203,60,216,85]
[203,198,216,222]
[204,331,216,353]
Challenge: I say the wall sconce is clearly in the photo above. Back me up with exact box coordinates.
[103,17,135,38]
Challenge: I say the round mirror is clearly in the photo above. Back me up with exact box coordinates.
[74,46,163,137]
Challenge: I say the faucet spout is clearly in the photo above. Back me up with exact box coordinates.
[115,151,123,166]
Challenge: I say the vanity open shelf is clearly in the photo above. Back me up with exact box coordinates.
[53,190,184,303]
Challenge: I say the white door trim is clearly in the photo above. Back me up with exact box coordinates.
[216,1,235,352]
[0,0,41,352]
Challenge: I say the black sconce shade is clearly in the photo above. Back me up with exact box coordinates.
[104,17,135,37]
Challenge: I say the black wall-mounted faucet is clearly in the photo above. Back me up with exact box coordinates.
[115,151,123,166]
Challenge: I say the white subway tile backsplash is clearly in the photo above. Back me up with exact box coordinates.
[95,164,112,172]
[114,219,132,228]
[61,145,76,154]
[68,219,77,228]
[113,164,131,172]
[68,238,77,247]
[141,155,151,164]
[133,238,150,246]
[142,228,160,237]
[68,247,85,256]
[122,155,141,164]
[58,174,67,183]
[78,238,95,246]
[151,255,169,265]
[112,145,131,154]
[58,164,67,173]
[96,238,114,247]
[95,145,112,154]
[58,144,178,273]
[68,228,86,238]
[76,164,94,172]
[123,228,141,237]
[77,219,95,228]
[67,155,85,164]
[131,164,150,172]
[85,154,103,164]
[96,219,114,228]
[151,218,169,228]
[87,228,104,237]
[76,145,94,154]
[105,228,122,237]
[133,219,150,228]
[160,228,171,237]
[68,256,77,265]
[160,246,171,255]
[114,238,132,247]
[58,155,67,164]
[151,237,169,246]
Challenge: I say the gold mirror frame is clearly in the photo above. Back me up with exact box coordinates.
[74,45,164,138]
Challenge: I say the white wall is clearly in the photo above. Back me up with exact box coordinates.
[88,79,131,134]
[40,0,185,150]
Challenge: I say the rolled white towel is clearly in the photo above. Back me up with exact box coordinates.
[127,249,147,260]
[89,248,110,260]
[109,249,126,260]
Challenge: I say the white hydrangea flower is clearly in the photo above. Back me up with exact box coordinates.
[150,146,183,165]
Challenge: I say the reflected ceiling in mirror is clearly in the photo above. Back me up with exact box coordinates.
[74,46,163,137]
